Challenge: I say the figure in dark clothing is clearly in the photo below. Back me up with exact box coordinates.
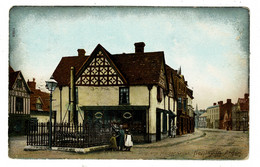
[118,125,125,151]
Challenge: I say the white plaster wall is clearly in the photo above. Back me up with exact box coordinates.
[129,86,149,105]
[31,115,49,123]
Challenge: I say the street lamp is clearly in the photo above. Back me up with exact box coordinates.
[45,75,57,149]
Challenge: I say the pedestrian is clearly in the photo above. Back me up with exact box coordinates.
[109,132,118,151]
[172,125,177,138]
[124,129,133,151]
[118,125,125,151]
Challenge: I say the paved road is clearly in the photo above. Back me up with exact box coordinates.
[8,129,248,160]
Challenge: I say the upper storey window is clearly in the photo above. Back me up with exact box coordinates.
[119,87,129,105]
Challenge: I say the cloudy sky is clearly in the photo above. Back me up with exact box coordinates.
[9,7,249,109]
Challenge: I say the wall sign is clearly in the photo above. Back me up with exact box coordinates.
[95,112,103,119]
[123,112,132,119]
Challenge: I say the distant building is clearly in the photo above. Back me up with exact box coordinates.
[219,99,233,130]
[198,112,207,128]
[194,104,206,129]
[206,103,220,129]
[9,66,31,135]
[27,78,50,123]
[232,93,249,131]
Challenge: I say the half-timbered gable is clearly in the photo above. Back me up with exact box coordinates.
[9,66,31,135]
[75,44,127,86]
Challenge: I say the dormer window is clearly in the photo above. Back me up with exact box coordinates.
[119,87,129,105]
[36,98,42,110]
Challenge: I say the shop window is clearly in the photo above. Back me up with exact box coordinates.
[119,87,129,105]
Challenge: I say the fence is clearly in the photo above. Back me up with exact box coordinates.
[27,122,113,148]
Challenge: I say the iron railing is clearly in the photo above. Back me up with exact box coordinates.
[27,122,113,148]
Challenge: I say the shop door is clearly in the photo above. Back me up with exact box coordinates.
[156,112,161,141]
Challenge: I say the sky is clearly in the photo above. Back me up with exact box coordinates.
[9,6,249,109]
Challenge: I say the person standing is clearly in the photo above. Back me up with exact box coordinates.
[109,133,118,151]
[124,129,133,151]
[118,125,125,151]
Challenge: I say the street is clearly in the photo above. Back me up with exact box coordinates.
[8,129,249,160]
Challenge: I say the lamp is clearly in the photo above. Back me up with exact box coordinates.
[45,75,57,149]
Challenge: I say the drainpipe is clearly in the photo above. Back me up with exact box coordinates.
[70,67,76,125]
[147,85,152,143]
[59,86,62,123]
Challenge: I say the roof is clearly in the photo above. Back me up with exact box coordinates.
[112,52,165,85]
[28,80,50,112]
[200,112,208,117]
[53,56,88,87]
[207,105,219,110]
[9,66,31,92]
[53,44,167,87]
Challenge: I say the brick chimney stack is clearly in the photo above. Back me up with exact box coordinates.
[244,93,249,99]
[77,49,86,56]
[218,101,223,106]
[213,103,216,106]
[227,99,232,103]
[134,42,145,53]
[27,78,36,89]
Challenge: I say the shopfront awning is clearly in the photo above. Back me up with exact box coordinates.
[80,105,149,111]
[156,108,176,117]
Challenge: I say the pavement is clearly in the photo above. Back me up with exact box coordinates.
[135,129,205,149]
[24,129,206,153]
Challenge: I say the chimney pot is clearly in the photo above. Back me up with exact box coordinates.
[77,49,86,56]
[134,42,145,53]
[213,103,216,106]
[227,99,231,103]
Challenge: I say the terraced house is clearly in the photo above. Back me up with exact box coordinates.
[51,42,194,143]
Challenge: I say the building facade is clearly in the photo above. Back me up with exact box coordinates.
[232,93,249,131]
[9,66,31,135]
[219,99,233,130]
[51,43,189,143]
[198,112,207,128]
[27,78,50,123]
[206,103,220,129]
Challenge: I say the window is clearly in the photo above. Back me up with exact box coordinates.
[16,97,23,113]
[157,86,163,102]
[183,98,187,112]
[36,103,42,110]
[36,98,42,110]
[119,87,129,105]
[16,79,22,88]
[177,97,182,110]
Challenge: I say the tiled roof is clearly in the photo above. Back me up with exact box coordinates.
[9,69,19,89]
[52,45,167,86]
[53,56,88,87]
[28,80,50,112]
[111,52,164,85]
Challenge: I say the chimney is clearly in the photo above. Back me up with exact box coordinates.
[134,42,145,53]
[213,103,216,106]
[244,93,249,99]
[227,99,231,103]
[27,78,36,89]
[77,49,86,56]
[218,101,223,106]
